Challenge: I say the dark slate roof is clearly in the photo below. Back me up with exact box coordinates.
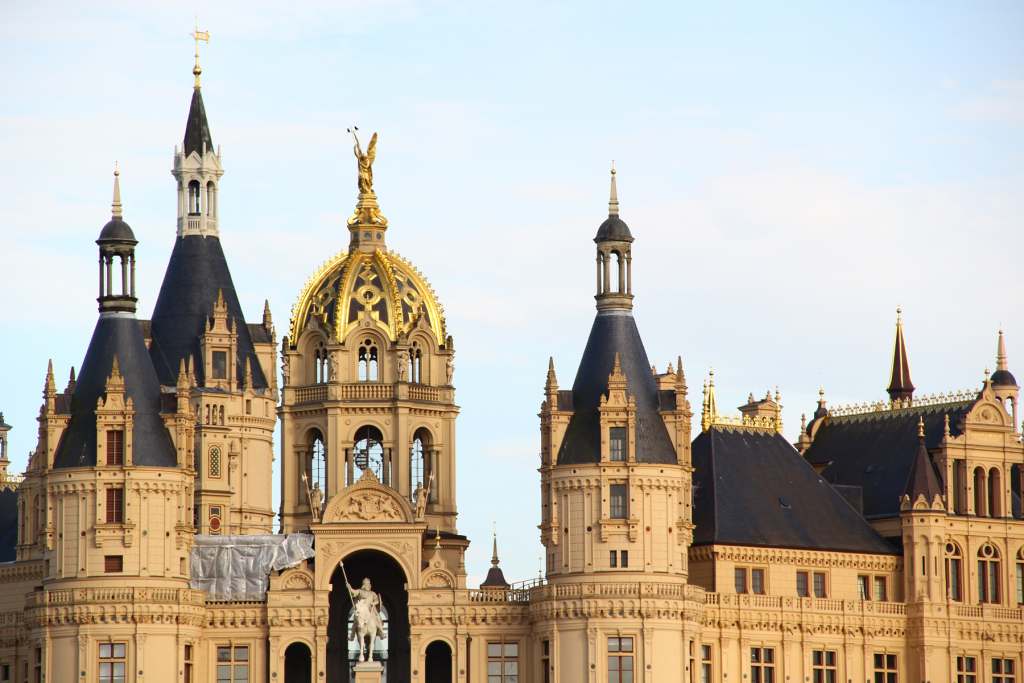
[148,236,268,389]
[991,369,1017,387]
[887,322,914,400]
[183,87,214,157]
[692,427,895,554]
[53,315,177,468]
[98,218,137,243]
[904,435,943,501]
[480,564,510,589]
[557,310,676,465]
[0,487,16,562]
[804,401,972,518]
[594,215,633,242]
[247,323,272,344]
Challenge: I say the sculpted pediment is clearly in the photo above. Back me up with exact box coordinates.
[321,469,414,524]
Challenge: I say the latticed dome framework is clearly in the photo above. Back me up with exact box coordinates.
[289,249,446,348]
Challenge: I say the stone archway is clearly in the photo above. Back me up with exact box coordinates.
[425,641,453,683]
[328,549,409,683]
[284,642,312,683]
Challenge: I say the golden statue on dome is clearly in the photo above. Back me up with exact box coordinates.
[347,127,386,227]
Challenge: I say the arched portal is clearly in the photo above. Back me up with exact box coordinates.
[285,642,312,683]
[328,549,409,683]
[425,641,453,683]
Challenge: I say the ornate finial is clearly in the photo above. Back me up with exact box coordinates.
[800,413,807,430]
[943,413,951,438]
[996,329,1008,372]
[109,163,123,219]
[191,20,210,88]
[608,162,619,217]
[702,368,718,431]
[917,415,925,439]
[491,522,499,567]
[984,367,991,384]
[346,127,386,228]
[434,526,441,552]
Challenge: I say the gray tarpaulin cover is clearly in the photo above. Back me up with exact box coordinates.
[190,534,315,601]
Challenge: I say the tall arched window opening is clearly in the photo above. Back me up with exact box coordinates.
[945,542,963,602]
[358,340,379,382]
[308,430,327,495]
[188,180,201,215]
[977,543,1001,604]
[352,425,386,485]
[952,460,966,514]
[974,467,987,516]
[1016,548,1024,605]
[614,251,624,293]
[1012,464,1023,519]
[410,343,423,383]
[989,467,1003,518]
[314,341,328,384]
[206,181,216,217]
[410,428,433,502]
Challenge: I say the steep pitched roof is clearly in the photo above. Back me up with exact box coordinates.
[903,429,943,502]
[804,402,971,518]
[691,427,895,554]
[53,316,177,469]
[887,311,914,401]
[183,87,214,157]
[556,310,676,465]
[148,235,268,389]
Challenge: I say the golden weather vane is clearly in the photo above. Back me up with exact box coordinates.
[191,19,210,87]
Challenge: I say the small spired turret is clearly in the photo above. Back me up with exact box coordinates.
[594,164,634,312]
[96,168,138,314]
[479,529,510,590]
[991,329,1019,426]
[0,412,11,480]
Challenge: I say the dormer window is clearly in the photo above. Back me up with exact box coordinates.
[105,430,124,466]
[212,350,227,380]
[609,427,626,462]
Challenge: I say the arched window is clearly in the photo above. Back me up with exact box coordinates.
[1016,548,1024,605]
[945,542,963,602]
[613,251,624,293]
[206,181,216,217]
[188,180,201,215]
[308,430,327,494]
[358,339,379,382]
[410,342,423,383]
[977,543,1001,604]
[989,467,1002,518]
[353,426,385,483]
[314,341,327,384]
[410,428,433,501]
[974,467,987,516]
[1012,464,1023,519]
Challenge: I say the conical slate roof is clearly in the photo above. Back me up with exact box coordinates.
[54,315,177,468]
[183,86,214,157]
[556,311,676,465]
[903,426,943,502]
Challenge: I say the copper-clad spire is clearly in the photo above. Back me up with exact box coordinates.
[887,307,914,403]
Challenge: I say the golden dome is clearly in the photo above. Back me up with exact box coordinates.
[288,249,446,348]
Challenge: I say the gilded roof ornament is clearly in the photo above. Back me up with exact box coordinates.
[347,127,387,227]
[191,21,210,89]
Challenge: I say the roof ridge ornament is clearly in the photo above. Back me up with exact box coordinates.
[111,163,122,219]
[608,162,619,217]
[191,20,210,89]
[346,127,388,233]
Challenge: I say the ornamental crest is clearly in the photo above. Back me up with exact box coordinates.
[321,469,413,524]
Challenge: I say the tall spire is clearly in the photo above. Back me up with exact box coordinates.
[903,417,943,505]
[480,524,510,589]
[608,162,619,217]
[997,329,1008,371]
[887,307,914,403]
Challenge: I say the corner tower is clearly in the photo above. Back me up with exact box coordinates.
[148,51,277,534]
[534,168,700,681]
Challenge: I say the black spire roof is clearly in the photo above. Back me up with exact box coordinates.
[887,310,914,402]
[148,235,268,389]
[183,86,214,157]
[556,311,676,465]
[53,315,177,468]
[903,423,943,503]
[692,427,895,554]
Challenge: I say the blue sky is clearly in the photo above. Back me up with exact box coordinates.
[1,1,1022,585]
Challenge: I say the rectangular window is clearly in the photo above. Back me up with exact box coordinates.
[812,650,837,683]
[212,351,228,380]
[105,430,124,466]
[541,640,550,683]
[620,550,629,568]
[751,568,765,595]
[1,663,10,682]
[1017,562,1024,605]
[104,555,123,573]
[858,574,870,599]
[873,653,897,683]
[688,641,695,683]
[750,647,775,683]
[956,655,977,683]
[216,645,249,683]
[813,572,827,598]
[993,658,1016,683]
[98,643,126,683]
[33,647,40,683]
[609,484,628,519]
[735,567,749,594]
[105,487,124,524]
[796,571,809,598]
[701,645,712,683]
[610,550,617,568]
[184,644,193,683]
[609,427,627,461]
[873,576,888,601]
[608,637,634,683]
[486,642,519,683]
